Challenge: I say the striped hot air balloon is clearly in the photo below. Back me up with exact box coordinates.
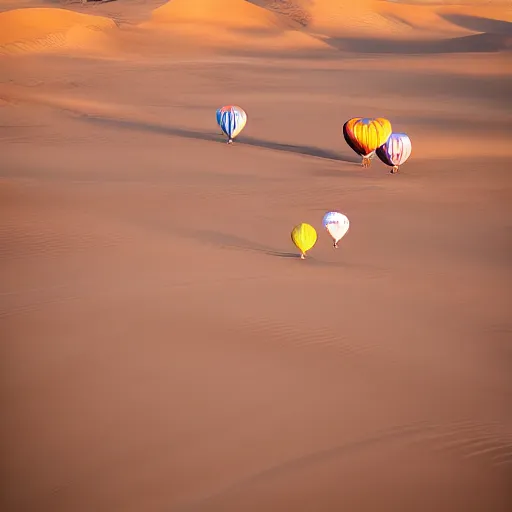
[376,132,412,174]
[343,117,392,168]
[216,105,247,144]
[215,105,235,131]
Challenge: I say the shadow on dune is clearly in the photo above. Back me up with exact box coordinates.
[439,14,512,35]
[324,32,512,54]
[78,113,358,163]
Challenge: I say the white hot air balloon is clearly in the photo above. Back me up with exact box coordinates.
[322,211,350,248]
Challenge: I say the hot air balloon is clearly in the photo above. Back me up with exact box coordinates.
[217,105,247,144]
[343,117,392,168]
[376,132,412,174]
[322,211,350,248]
[291,223,317,259]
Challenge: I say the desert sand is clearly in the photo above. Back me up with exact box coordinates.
[1,1,511,511]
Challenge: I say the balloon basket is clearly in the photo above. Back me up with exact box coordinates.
[227,139,233,144]
[333,242,338,248]
[300,253,305,260]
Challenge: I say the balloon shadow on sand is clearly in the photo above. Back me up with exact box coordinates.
[78,113,358,163]
[173,228,368,269]
[174,227,301,259]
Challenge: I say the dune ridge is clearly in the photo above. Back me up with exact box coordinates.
[144,0,329,52]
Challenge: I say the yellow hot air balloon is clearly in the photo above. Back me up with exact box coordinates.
[291,223,317,259]
[343,117,393,168]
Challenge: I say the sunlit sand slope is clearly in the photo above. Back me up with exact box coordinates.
[0,7,116,56]
[146,0,330,51]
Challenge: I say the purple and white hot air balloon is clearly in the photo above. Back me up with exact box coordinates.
[376,132,412,174]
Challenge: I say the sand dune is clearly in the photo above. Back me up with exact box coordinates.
[144,0,329,52]
[0,7,116,56]
[1,0,510,57]
[307,0,415,37]
[254,0,448,37]
[312,0,510,37]
[143,0,512,54]
[254,0,512,46]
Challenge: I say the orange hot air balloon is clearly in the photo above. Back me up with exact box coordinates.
[343,117,392,168]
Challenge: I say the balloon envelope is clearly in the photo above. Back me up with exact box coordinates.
[343,117,392,157]
[322,212,349,245]
[217,105,247,141]
[376,132,412,168]
[217,105,244,125]
[291,223,317,256]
